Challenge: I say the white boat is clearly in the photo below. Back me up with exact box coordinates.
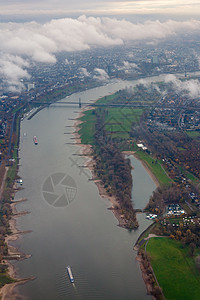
[66,266,74,283]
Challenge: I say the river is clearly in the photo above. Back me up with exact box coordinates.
[12,79,158,299]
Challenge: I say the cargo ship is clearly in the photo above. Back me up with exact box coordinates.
[66,266,74,283]
[33,136,38,145]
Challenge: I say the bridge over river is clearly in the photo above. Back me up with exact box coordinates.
[33,100,200,111]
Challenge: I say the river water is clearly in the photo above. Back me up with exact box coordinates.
[12,79,157,299]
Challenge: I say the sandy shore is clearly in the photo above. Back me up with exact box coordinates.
[5,198,31,246]
[0,268,35,300]
[73,112,138,228]
[75,139,128,228]
[0,196,34,300]
[136,254,155,298]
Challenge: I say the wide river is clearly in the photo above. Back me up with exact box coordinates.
[12,78,159,299]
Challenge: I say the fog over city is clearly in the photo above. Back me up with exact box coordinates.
[138,75,200,99]
[1,16,200,90]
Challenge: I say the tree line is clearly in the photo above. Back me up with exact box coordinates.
[92,109,139,229]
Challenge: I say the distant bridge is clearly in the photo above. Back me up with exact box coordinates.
[33,100,200,111]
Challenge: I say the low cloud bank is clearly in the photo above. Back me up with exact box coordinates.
[93,68,109,81]
[1,16,200,90]
[164,74,200,98]
[136,74,200,99]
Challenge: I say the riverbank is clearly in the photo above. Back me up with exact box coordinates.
[74,113,133,228]
[0,112,24,295]
[0,110,33,298]
[136,254,155,297]
[0,263,35,300]
[75,142,129,228]
[123,151,160,188]
[0,193,34,299]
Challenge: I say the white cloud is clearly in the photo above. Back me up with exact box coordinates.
[121,61,139,73]
[1,16,200,89]
[123,61,138,69]
[1,17,200,64]
[80,67,90,77]
[93,68,109,81]
[136,74,200,98]
[0,54,30,91]
[164,74,200,98]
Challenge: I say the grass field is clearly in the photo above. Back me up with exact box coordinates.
[78,109,95,144]
[186,131,200,139]
[178,166,199,184]
[105,107,143,138]
[147,238,200,300]
[78,106,171,185]
[78,107,143,141]
[135,150,172,186]
[5,116,21,186]
[185,171,199,184]
[96,94,117,105]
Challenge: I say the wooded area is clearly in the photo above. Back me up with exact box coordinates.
[92,109,139,229]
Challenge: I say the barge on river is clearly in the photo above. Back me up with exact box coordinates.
[33,136,38,145]
[66,266,74,283]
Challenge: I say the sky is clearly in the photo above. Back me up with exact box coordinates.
[1,0,200,19]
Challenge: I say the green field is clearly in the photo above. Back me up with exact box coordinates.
[178,166,199,184]
[78,106,171,185]
[184,171,200,184]
[5,116,20,186]
[177,146,186,151]
[78,107,143,142]
[147,238,200,300]
[105,107,143,138]
[135,150,172,185]
[186,131,200,139]
[78,109,95,144]
[96,94,117,105]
